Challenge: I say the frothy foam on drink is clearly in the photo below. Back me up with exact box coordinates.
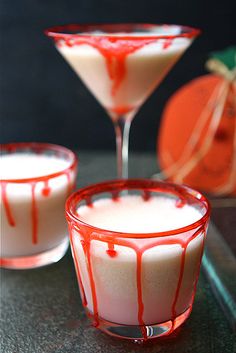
[78,195,202,233]
[1,153,70,179]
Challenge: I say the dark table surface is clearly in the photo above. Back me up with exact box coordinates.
[1,151,236,353]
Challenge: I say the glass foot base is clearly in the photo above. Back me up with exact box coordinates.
[0,238,69,269]
[94,307,192,342]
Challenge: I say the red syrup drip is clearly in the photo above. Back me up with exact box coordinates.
[170,225,205,332]
[175,198,186,208]
[61,36,169,97]
[80,236,99,327]
[1,143,77,250]
[142,190,151,201]
[85,196,93,207]
[163,39,172,49]
[82,232,185,338]
[106,243,117,258]
[72,195,205,341]
[1,182,15,227]
[69,227,87,307]
[7,145,17,153]
[31,182,38,244]
[190,225,207,307]
[2,172,73,245]
[42,180,51,197]
[136,251,148,340]
[111,190,119,201]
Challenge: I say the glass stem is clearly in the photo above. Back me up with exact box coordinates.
[114,116,131,179]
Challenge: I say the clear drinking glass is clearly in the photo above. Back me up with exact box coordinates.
[66,179,210,341]
[45,24,200,178]
[0,142,78,269]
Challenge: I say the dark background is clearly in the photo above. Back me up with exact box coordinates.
[0,0,235,152]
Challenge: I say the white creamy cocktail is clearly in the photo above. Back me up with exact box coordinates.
[57,35,190,116]
[0,143,77,269]
[46,24,200,178]
[66,179,210,341]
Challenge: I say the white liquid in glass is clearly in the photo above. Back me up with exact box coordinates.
[0,153,74,257]
[72,195,204,325]
[57,34,191,115]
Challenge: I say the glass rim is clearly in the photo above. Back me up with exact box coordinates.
[0,142,78,184]
[45,23,201,42]
[66,179,210,239]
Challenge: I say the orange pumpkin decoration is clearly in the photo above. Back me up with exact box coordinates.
[158,52,236,196]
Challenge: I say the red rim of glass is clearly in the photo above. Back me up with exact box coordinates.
[66,179,210,239]
[0,142,78,184]
[45,23,201,42]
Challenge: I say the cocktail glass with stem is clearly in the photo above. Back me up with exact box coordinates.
[45,24,200,178]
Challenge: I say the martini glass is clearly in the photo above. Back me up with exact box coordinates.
[45,24,200,178]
